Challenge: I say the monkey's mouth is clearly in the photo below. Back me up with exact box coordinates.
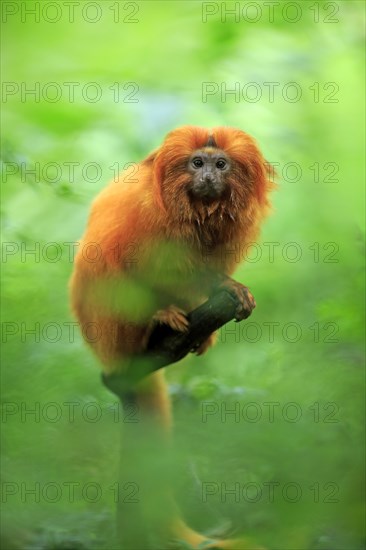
[189,183,224,202]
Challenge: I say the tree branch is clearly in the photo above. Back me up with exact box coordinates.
[102,289,242,397]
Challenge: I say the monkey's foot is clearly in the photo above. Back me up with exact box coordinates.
[193,331,217,355]
[219,279,256,321]
[153,305,190,332]
[170,520,264,550]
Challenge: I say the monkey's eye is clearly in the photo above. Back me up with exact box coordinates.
[192,158,204,168]
[216,159,227,170]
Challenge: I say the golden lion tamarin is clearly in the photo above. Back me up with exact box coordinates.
[70,126,274,549]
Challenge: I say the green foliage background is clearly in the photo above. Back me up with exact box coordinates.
[1,1,365,549]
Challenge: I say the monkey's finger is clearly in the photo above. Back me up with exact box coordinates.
[233,286,256,321]
[169,311,190,332]
[153,305,190,332]
[245,289,256,308]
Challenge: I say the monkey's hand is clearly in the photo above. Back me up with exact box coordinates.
[218,278,256,321]
[153,305,190,332]
[142,305,189,349]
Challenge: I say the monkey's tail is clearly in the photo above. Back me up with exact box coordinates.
[130,373,221,549]
[134,369,172,430]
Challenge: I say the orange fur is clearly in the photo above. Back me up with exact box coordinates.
[70,125,274,548]
[70,126,273,369]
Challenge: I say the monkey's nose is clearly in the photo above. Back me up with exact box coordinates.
[203,174,215,184]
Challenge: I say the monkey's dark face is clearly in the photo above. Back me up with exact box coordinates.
[187,148,231,201]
